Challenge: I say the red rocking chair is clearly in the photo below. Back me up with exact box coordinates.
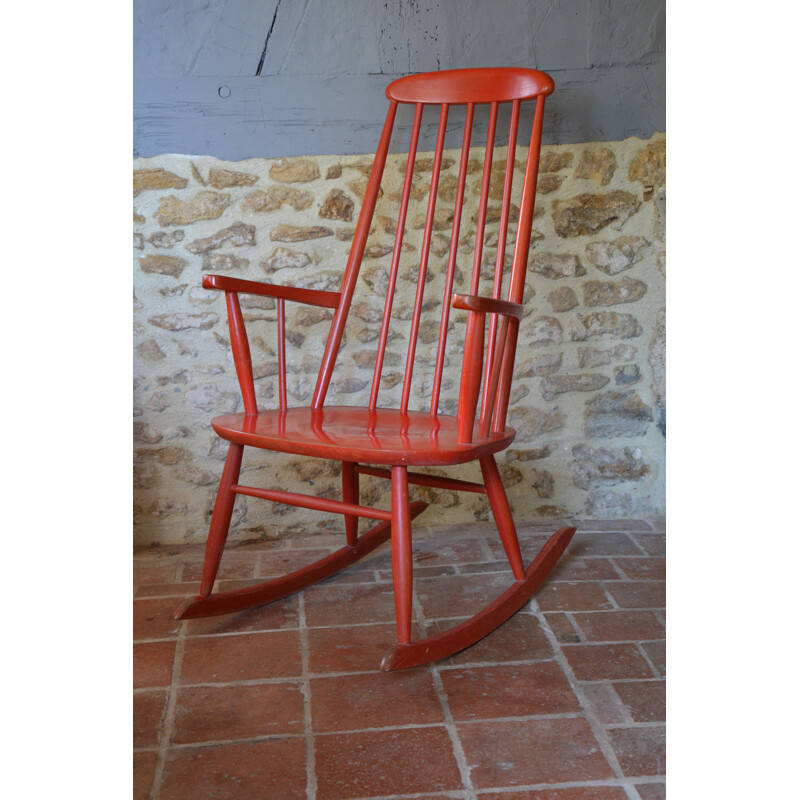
[174,67,575,670]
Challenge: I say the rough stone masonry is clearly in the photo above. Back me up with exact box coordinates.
[133,134,665,546]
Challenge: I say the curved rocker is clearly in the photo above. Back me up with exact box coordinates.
[174,500,429,620]
[381,525,576,671]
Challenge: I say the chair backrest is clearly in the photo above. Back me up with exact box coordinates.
[312,67,554,442]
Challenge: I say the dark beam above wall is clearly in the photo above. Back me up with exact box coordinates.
[134,0,665,160]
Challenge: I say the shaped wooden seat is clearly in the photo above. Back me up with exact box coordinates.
[209,406,515,465]
[174,67,575,670]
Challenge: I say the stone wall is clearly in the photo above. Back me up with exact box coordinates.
[133,133,665,546]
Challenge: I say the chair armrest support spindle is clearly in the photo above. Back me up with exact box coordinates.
[204,274,342,415]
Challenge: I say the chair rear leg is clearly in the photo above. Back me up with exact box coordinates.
[480,454,525,581]
[342,461,359,546]
[199,442,244,596]
[390,465,413,644]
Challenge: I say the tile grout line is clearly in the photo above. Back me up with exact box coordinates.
[635,641,662,679]
[599,679,636,726]
[148,619,188,800]
[298,593,317,800]
[530,597,629,783]
[411,588,477,800]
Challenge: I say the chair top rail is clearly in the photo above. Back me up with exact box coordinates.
[386,67,554,105]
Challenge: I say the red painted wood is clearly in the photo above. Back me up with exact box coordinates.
[174,501,429,620]
[226,292,258,416]
[452,293,523,319]
[210,406,515,466]
[232,482,392,521]
[480,315,513,439]
[482,99,520,426]
[199,443,244,596]
[174,67,568,670]
[400,103,449,414]
[354,464,487,495]
[390,466,413,644]
[341,461,359,546]
[430,101,474,416]
[313,101,399,410]
[457,310,485,444]
[480,454,525,580]
[386,67,555,105]
[470,102,498,297]
[370,103,424,412]
[202,274,340,309]
[380,526,576,671]
[276,297,287,412]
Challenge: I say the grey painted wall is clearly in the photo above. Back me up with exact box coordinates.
[134,0,665,160]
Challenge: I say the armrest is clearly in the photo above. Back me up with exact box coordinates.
[452,293,523,320]
[202,274,341,309]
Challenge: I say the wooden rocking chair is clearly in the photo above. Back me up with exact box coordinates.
[174,67,575,670]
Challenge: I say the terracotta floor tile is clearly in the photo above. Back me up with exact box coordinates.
[446,610,555,664]
[613,681,666,722]
[607,725,666,777]
[256,548,338,577]
[344,544,392,572]
[416,572,518,619]
[480,789,629,800]
[641,641,666,677]
[457,560,514,575]
[487,533,551,561]
[180,630,302,684]
[441,661,579,721]
[544,612,583,644]
[457,717,614,788]
[409,535,489,566]
[134,640,176,689]
[307,623,406,674]
[310,669,444,732]
[318,568,380,585]
[160,738,307,800]
[632,533,666,555]
[183,594,299,636]
[172,682,305,744]
[137,581,202,599]
[581,682,630,725]
[573,519,653,532]
[134,689,168,748]
[605,581,665,609]
[133,597,182,641]
[314,726,462,800]
[377,563,459,580]
[562,644,655,681]
[611,557,666,581]
[180,551,258,582]
[133,751,157,800]
[634,781,667,799]
[569,532,642,557]
[133,561,179,585]
[304,582,397,627]
[572,610,665,643]
[548,556,621,582]
[133,518,667,797]
[536,582,614,612]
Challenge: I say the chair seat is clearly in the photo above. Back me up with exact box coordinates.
[211,406,515,466]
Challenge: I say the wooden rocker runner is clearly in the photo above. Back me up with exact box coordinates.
[174,67,576,670]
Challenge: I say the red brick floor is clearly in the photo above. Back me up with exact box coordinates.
[134,518,665,800]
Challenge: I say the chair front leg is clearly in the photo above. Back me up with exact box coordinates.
[199,442,244,596]
[390,465,413,644]
[342,460,360,547]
